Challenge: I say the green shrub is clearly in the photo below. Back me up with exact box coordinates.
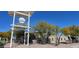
[0,40,6,48]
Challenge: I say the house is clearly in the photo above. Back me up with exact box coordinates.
[59,35,69,43]
[48,35,56,44]
[48,34,72,44]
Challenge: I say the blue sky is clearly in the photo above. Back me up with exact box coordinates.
[0,11,79,32]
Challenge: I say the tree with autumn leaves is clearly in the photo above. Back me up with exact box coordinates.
[0,32,11,42]
[62,25,79,36]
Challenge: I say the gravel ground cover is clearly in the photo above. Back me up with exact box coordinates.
[4,43,79,48]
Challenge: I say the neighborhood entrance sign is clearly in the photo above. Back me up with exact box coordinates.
[8,11,33,48]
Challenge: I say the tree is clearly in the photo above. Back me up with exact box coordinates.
[34,21,56,34]
[0,32,11,43]
[34,21,59,44]
[62,25,79,36]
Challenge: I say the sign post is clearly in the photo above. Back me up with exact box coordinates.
[27,13,30,46]
[10,11,16,48]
